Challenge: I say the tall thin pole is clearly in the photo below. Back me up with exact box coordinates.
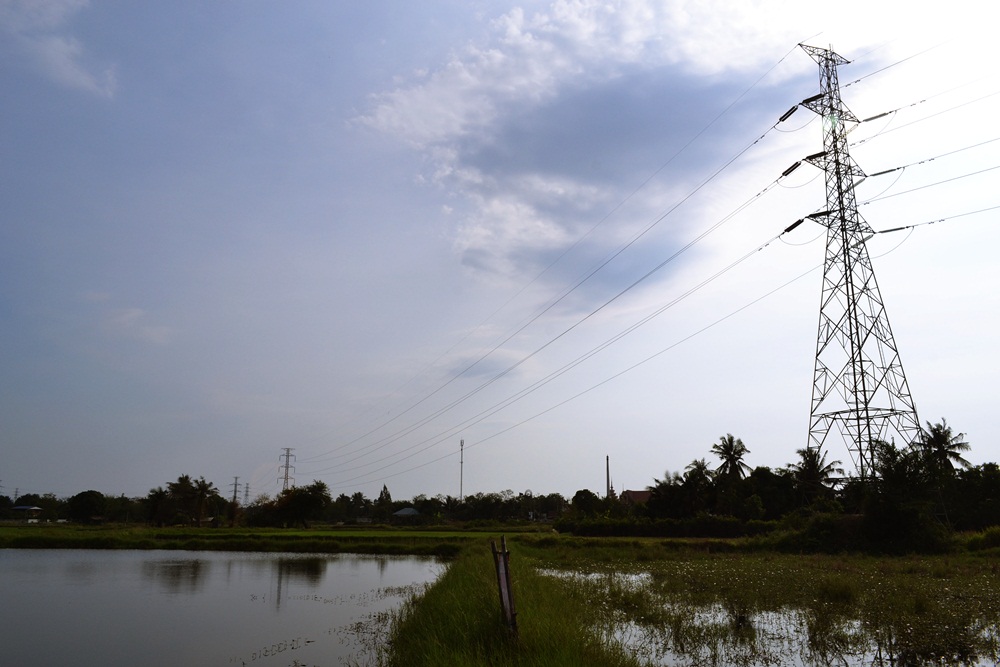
[606,456,611,499]
[460,439,464,502]
[229,476,240,528]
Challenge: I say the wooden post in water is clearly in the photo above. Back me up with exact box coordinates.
[491,535,518,636]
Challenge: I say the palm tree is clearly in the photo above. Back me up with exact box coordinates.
[684,458,714,484]
[682,458,715,515]
[167,474,196,524]
[711,434,751,480]
[145,486,170,526]
[789,447,843,503]
[918,418,971,474]
[192,477,218,527]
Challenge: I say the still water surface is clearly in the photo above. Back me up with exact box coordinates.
[0,549,442,666]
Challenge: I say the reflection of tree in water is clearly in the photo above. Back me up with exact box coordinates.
[275,557,327,585]
[269,557,328,611]
[623,601,997,667]
[142,559,210,594]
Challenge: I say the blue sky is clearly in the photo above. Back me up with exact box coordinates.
[2,0,997,502]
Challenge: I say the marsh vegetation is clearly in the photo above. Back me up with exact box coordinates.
[385,536,1000,666]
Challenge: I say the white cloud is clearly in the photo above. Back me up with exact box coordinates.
[358,0,820,283]
[360,0,994,294]
[104,308,173,346]
[456,191,573,275]
[26,32,116,96]
[0,0,116,97]
[0,0,87,31]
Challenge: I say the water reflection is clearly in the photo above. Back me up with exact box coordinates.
[600,602,1000,666]
[1,550,442,666]
[277,556,327,584]
[142,558,210,593]
[550,566,1000,667]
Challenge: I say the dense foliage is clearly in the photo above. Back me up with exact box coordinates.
[3,419,996,552]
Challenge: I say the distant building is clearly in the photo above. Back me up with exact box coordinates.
[12,506,43,523]
[392,507,419,517]
[391,507,421,525]
[618,490,650,507]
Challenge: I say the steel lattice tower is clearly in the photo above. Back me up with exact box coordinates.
[800,45,921,480]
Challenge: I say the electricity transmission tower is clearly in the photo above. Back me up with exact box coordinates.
[278,448,296,492]
[800,44,921,480]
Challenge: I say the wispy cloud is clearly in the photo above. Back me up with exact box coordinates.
[103,308,173,346]
[359,0,803,283]
[0,0,117,97]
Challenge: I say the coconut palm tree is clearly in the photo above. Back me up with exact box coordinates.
[192,477,219,527]
[918,418,971,474]
[711,434,752,480]
[789,447,843,503]
[684,458,714,484]
[167,474,196,524]
[682,458,715,516]
[145,486,170,526]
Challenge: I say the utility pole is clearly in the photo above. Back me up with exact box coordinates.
[605,455,616,500]
[459,439,464,502]
[243,483,250,505]
[606,456,611,499]
[278,448,295,492]
[800,44,921,479]
[229,476,240,528]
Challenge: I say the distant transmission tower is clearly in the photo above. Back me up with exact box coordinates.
[278,448,296,491]
[800,44,921,480]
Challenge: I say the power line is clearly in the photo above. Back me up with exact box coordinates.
[861,163,1000,205]
[841,40,949,88]
[313,191,998,491]
[310,43,994,492]
[326,248,822,489]
[303,119,794,474]
[303,152,805,479]
[319,175,828,483]
[873,203,1000,235]
[852,89,1000,147]
[297,49,806,466]
[865,136,1000,177]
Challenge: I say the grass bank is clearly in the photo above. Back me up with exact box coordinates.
[0,524,477,558]
[382,537,645,667]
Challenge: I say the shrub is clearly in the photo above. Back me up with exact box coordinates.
[967,526,1000,551]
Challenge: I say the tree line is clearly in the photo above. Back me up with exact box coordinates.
[0,478,570,529]
[4,419,997,551]
[561,419,1000,552]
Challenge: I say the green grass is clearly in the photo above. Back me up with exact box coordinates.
[381,539,645,667]
[0,524,475,557]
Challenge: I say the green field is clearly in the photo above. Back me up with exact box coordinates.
[0,523,486,557]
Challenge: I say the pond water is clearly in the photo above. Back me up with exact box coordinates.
[548,568,1000,667]
[0,549,443,666]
